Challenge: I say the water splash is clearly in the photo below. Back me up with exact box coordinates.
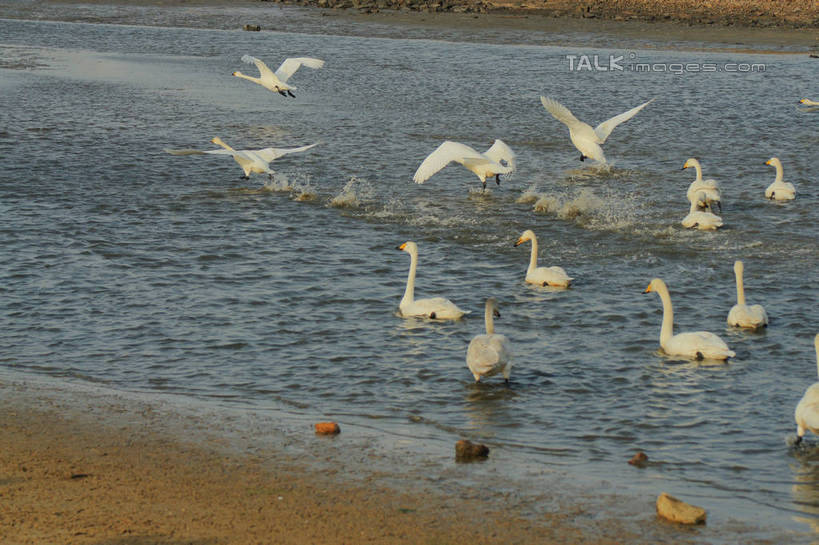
[328,176,375,209]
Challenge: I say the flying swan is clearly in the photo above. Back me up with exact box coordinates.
[466,297,513,383]
[727,260,768,329]
[412,140,516,190]
[396,241,467,320]
[764,157,796,201]
[233,55,325,97]
[681,192,723,230]
[682,158,722,212]
[794,334,819,445]
[165,137,318,181]
[540,96,654,163]
[644,278,735,361]
[514,230,572,288]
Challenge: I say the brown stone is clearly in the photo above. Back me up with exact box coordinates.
[314,422,340,435]
[243,24,261,31]
[455,440,489,461]
[628,451,648,467]
[656,492,706,525]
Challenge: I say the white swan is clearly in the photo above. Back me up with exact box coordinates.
[514,229,572,288]
[540,96,654,163]
[727,260,768,329]
[799,99,819,106]
[412,140,516,190]
[794,334,819,444]
[165,137,318,181]
[764,157,796,201]
[232,55,324,97]
[681,192,723,230]
[466,297,513,383]
[396,241,467,320]
[682,158,722,212]
[798,99,819,113]
[644,278,735,361]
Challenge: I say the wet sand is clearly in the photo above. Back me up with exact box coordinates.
[0,375,694,545]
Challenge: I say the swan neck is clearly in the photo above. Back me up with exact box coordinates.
[774,162,783,183]
[656,282,674,346]
[815,334,819,378]
[527,237,539,273]
[484,303,495,335]
[402,248,417,305]
[735,265,746,305]
[693,162,702,182]
[234,72,260,85]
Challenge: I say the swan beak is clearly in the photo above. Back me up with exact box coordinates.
[232,71,238,76]
[513,238,524,247]
[396,242,407,251]
[643,285,653,293]
[764,159,772,165]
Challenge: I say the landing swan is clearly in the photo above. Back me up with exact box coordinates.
[467,297,513,383]
[514,229,572,288]
[233,55,324,97]
[727,260,768,329]
[165,137,318,181]
[644,278,735,361]
[764,157,796,201]
[681,192,723,230]
[794,334,819,444]
[413,140,516,191]
[682,158,722,212]
[540,96,654,163]
[396,241,467,320]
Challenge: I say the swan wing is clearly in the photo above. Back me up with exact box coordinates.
[483,139,517,172]
[241,55,276,80]
[253,142,319,163]
[540,96,586,130]
[796,384,819,434]
[413,141,482,184]
[593,98,654,143]
[667,331,734,359]
[467,335,509,378]
[164,148,235,156]
[274,57,325,82]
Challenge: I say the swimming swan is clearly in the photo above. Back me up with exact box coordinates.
[794,334,819,444]
[681,192,723,230]
[727,260,768,329]
[682,158,722,212]
[466,297,513,383]
[764,157,796,201]
[540,96,654,163]
[644,278,735,361]
[165,137,318,181]
[233,55,324,97]
[396,241,467,320]
[514,229,573,288]
[412,140,516,190]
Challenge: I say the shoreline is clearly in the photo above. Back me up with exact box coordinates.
[22,0,819,52]
[0,372,710,545]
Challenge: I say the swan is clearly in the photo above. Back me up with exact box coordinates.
[682,158,722,212]
[764,157,796,201]
[164,137,318,181]
[412,140,516,190]
[466,297,513,383]
[681,192,723,230]
[396,241,467,320]
[644,278,735,361]
[540,96,654,163]
[514,229,572,288]
[794,334,819,445]
[727,260,768,329]
[232,55,324,97]
[799,99,819,106]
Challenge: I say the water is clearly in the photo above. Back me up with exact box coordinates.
[0,3,817,542]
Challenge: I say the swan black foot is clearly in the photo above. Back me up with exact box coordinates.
[481,180,487,192]
[277,89,287,96]
[695,351,704,361]
[239,175,249,180]
[287,90,296,98]
[495,174,501,186]
[579,153,586,162]
[795,435,803,446]
[429,312,437,319]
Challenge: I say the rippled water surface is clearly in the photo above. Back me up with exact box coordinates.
[1,3,818,542]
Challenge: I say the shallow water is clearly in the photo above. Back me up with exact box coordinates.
[0,3,818,542]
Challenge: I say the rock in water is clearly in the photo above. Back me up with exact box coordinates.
[455,439,489,461]
[314,422,340,435]
[656,492,706,524]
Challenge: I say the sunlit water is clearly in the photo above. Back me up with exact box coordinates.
[0,3,817,542]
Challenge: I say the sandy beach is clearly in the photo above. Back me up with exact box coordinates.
[1,375,697,545]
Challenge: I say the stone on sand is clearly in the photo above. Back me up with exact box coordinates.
[656,492,706,525]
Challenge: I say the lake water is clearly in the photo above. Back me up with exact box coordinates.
[0,2,817,542]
